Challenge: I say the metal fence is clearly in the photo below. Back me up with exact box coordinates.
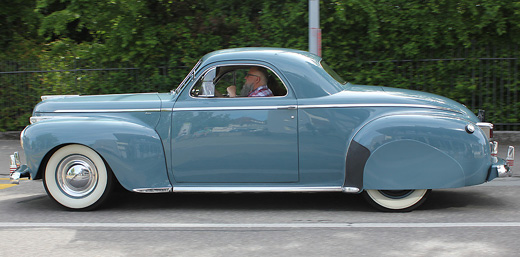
[1,57,519,131]
[364,56,520,131]
[0,60,189,131]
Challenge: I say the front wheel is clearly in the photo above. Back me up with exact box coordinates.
[43,144,113,210]
[362,189,431,212]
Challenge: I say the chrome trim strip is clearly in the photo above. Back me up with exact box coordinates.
[342,187,360,193]
[41,95,79,101]
[299,103,462,113]
[53,108,162,113]
[167,103,460,113]
[132,187,173,193]
[171,105,295,112]
[171,186,343,193]
[52,104,460,113]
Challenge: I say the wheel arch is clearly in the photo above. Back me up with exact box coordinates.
[37,143,123,188]
[22,118,172,191]
[35,143,71,180]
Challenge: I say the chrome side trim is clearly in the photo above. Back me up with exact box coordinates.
[168,103,461,113]
[167,103,459,112]
[132,187,173,193]
[41,95,79,101]
[299,103,462,113]
[132,186,362,194]
[53,104,461,113]
[171,186,343,193]
[53,108,162,113]
[342,187,360,193]
[171,105,296,112]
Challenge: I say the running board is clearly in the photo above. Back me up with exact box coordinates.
[133,186,360,193]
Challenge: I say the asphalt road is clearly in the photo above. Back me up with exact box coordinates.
[1,139,520,257]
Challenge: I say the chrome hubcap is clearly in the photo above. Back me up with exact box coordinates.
[56,155,98,198]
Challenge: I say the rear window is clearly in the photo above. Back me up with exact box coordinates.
[321,61,347,85]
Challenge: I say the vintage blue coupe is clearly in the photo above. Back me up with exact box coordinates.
[10,48,514,211]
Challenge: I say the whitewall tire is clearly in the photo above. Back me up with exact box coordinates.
[363,189,431,212]
[43,144,113,210]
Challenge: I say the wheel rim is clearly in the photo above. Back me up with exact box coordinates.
[56,154,98,198]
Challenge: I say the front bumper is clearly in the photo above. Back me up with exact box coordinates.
[9,152,31,184]
[10,165,31,184]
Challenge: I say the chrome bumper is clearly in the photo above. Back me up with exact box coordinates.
[10,165,30,184]
[489,144,515,179]
[492,163,512,178]
[9,152,30,184]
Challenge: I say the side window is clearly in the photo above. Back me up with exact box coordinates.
[190,68,216,97]
[190,65,288,97]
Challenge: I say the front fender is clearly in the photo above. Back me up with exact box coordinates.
[345,114,490,190]
[22,118,171,191]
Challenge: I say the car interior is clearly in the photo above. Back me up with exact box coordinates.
[190,65,288,97]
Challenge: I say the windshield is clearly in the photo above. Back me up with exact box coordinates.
[321,61,347,85]
[174,60,202,94]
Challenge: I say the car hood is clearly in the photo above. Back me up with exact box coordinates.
[330,84,478,122]
[33,93,163,114]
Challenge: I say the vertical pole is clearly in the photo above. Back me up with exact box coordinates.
[309,0,321,56]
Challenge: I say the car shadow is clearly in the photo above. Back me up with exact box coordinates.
[106,191,373,212]
[420,188,508,210]
[14,187,510,213]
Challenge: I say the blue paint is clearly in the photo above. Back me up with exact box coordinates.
[20,48,502,193]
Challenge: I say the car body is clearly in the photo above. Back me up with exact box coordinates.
[10,48,514,211]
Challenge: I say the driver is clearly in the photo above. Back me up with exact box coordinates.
[227,67,273,97]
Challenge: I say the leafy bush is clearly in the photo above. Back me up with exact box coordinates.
[1,0,520,130]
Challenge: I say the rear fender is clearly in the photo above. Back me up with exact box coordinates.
[22,118,171,191]
[345,114,490,190]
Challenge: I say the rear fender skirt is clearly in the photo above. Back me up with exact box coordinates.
[346,114,490,190]
[363,139,465,189]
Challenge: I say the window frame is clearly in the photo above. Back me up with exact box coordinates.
[188,63,291,99]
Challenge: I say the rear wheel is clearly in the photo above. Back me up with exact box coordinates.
[43,144,113,210]
[363,189,431,212]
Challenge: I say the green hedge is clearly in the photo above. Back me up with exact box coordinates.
[1,0,520,130]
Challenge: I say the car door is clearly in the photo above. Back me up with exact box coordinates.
[170,64,298,183]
